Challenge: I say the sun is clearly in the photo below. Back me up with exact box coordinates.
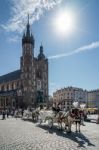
[53,10,75,36]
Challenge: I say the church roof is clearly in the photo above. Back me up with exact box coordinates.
[0,70,21,84]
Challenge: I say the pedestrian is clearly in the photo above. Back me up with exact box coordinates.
[7,110,9,118]
[21,109,24,117]
[2,110,6,120]
[14,110,18,119]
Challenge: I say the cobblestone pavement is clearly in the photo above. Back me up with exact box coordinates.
[0,117,99,150]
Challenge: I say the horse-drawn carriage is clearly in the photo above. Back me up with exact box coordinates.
[38,108,83,133]
[38,109,73,132]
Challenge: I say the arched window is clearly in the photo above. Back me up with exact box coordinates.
[7,84,9,91]
[1,85,4,91]
[17,82,19,88]
[12,83,14,90]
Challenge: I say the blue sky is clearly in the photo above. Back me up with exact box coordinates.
[0,0,99,95]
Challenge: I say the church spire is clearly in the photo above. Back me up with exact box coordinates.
[40,42,43,53]
[22,14,35,47]
[28,14,29,25]
[38,43,45,60]
[26,14,30,37]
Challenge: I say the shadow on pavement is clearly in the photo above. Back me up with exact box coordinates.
[37,124,95,148]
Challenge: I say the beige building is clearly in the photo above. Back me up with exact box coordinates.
[0,16,48,110]
[88,90,99,108]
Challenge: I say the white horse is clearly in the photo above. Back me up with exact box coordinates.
[38,110,63,128]
[22,110,32,119]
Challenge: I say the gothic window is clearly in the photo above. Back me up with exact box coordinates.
[29,66,31,71]
[33,74,35,80]
[34,81,36,86]
[14,83,16,89]
[25,73,27,78]
[17,82,19,88]
[29,80,31,85]
[24,87,27,91]
[24,55,31,64]
[37,80,41,91]
[29,74,31,78]
[36,69,42,79]
[34,68,35,73]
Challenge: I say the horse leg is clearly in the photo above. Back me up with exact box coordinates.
[65,118,68,131]
[60,122,62,130]
[76,122,77,132]
[67,121,71,133]
[64,120,68,132]
[78,123,80,132]
[60,118,63,130]
[65,124,67,132]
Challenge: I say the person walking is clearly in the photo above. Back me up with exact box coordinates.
[7,110,9,118]
[2,110,6,120]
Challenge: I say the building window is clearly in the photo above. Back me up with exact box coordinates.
[12,83,14,90]
[7,85,9,91]
[1,85,4,91]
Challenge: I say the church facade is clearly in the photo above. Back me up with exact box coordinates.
[0,17,48,110]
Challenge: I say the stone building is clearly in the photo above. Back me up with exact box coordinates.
[53,86,87,110]
[0,16,48,110]
[53,87,75,110]
[87,90,99,108]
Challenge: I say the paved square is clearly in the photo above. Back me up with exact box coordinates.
[0,117,99,150]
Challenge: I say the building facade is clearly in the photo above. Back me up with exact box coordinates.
[53,87,87,110]
[74,88,87,105]
[87,90,99,108]
[53,87,75,110]
[0,17,48,110]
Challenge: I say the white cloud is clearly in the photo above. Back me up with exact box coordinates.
[8,35,21,43]
[48,41,99,59]
[1,0,62,33]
